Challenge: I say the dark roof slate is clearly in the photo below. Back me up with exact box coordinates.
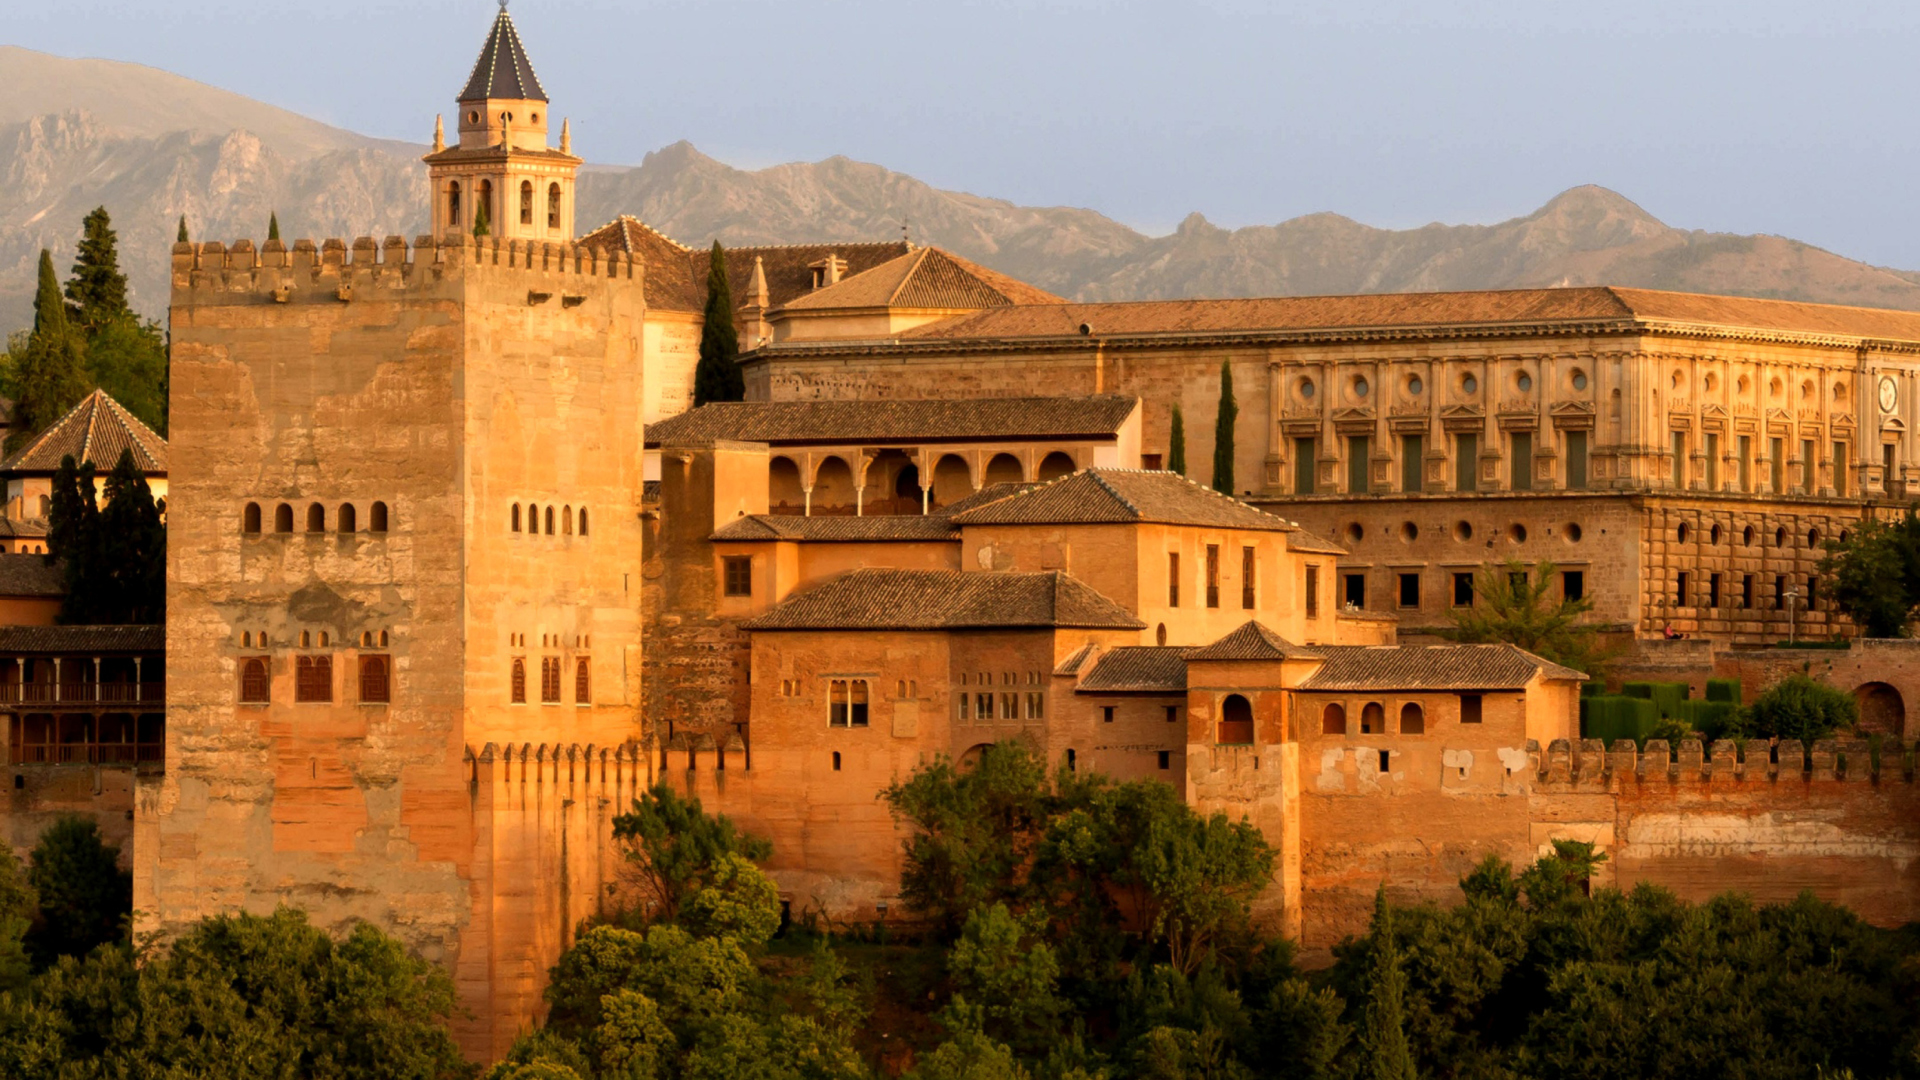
[646,395,1139,447]
[712,514,959,543]
[950,469,1293,532]
[0,624,161,653]
[3,391,168,475]
[1298,644,1586,691]
[460,8,548,102]
[1185,621,1322,661]
[934,481,1044,517]
[0,555,63,597]
[1076,647,1191,693]
[742,569,1144,631]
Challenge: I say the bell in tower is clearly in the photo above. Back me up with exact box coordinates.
[424,2,581,241]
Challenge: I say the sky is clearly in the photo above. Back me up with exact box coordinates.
[11,0,1920,267]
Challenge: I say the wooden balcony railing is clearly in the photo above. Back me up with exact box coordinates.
[13,740,164,766]
[0,682,164,706]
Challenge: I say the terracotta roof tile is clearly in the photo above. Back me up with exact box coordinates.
[0,518,47,539]
[933,481,1045,516]
[1298,643,1585,691]
[950,469,1294,532]
[459,8,548,103]
[781,247,1064,313]
[0,555,63,597]
[0,624,161,653]
[646,395,1139,447]
[1053,642,1101,677]
[576,216,702,312]
[1185,621,1322,661]
[711,514,959,543]
[576,218,912,315]
[742,568,1144,631]
[1076,647,1191,693]
[3,391,168,475]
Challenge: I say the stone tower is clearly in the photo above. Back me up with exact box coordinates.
[425,3,581,242]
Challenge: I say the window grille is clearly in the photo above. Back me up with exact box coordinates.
[359,656,390,703]
[240,658,269,703]
[511,658,527,703]
[541,657,562,702]
[295,655,332,703]
[575,658,591,704]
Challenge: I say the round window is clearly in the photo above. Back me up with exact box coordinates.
[1572,371,1588,391]
[1509,524,1528,544]
[1517,373,1533,392]
[1300,380,1315,400]
[1710,524,1722,544]
[468,110,480,124]
[531,112,541,124]
[1408,376,1424,395]
[1354,377,1370,398]
[1401,521,1419,542]
[1454,521,1474,542]
[1564,523,1583,543]
[1677,522,1690,543]
[1345,522,1365,544]
[1463,374,1479,395]
[1743,525,1755,546]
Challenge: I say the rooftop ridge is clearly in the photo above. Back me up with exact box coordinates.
[1085,469,1141,516]
[581,214,695,254]
[884,248,933,306]
[171,234,639,294]
[460,6,548,103]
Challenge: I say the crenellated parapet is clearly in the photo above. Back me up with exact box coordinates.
[1531,736,1913,787]
[171,233,639,300]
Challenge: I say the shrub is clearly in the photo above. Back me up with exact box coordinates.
[1679,699,1740,742]
[1705,678,1742,704]
[1581,695,1658,745]
[1740,674,1857,743]
[26,815,130,966]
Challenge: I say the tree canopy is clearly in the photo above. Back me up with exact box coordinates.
[1211,362,1236,494]
[6,252,92,452]
[1167,404,1186,477]
[1440,557,1611,675]
[1817,513,1920,637]
[47,449,165,624]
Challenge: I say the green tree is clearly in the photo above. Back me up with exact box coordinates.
[1740,673,1857,743]
[64,207,130,332]
[694,240,744,405]
[268,210,281,243]
[1211,361,1237,494]
[1439,557,1611,675]
[945,904,1063,1051]
[0,844,38,995]
[473,194,492,238]
[883,744,1051,936]
[1817,513,1920,638]
[612,784,771,925]
[80,315,168,434]
[1357,890,1418,1080]
[680,853,782,945]
[176,215,189,244]
[1168,404,1187,476]
[9,252,93,453]
[24,816,130,967]
[47,449,163,625]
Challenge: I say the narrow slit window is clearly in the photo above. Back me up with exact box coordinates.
[370,502,389,532]
[511,658,526,703]
[1241,546,1256,609]
[575,658,590,704]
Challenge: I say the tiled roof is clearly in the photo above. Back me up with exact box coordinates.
[1285,530,1347,555]
[1185,621,1322,662]
[1053,642,1100,677]
[711,514,959,543]
[1298,643,1586,691]
[0,624,160,653]
[2,391,167,475]
[0,518,47,539]
[646,395,1139,447]
[576,219,912,315]
[643,481,662,505]
[460,7,548,102]
[741,569,1144,631]
[896,285,1920,346]
[577,217,702,312]
[0,555,63,597]
[934,481,1044,517]
[780,247,1063,313]
[1076,647,1191,693]
[949,469,1294,532]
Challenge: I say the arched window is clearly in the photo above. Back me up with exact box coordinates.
[448,181,462,226]
[1400,702,1425,735]
[545,506,555,535]
[338,503,356,533]
[510,658,527,704]
[578,507,588,536]
[370,502,388,532]
[306,503,325,532]
[574,658,590,703]
[295,655,332,703]
[1322,702,1347,735]
[477,179,493,229]
[243,503,262,533]
[274,503,293,532]
[519,180,534,226]
[562,505,573,535]
[1361,702,1386,734]
[239,658,269,703]
[1218,694,1254,744]
[359,655,390,704]
[511,504,521,532]
[984,453,1024,485]
[1038,451,1077,481]
[36,495,48,519]
[548,183,562,230]
[379,630,388,647]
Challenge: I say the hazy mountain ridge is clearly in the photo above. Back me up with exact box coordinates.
[7,46,1920,331]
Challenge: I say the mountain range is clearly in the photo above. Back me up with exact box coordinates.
[7,45,1920,333]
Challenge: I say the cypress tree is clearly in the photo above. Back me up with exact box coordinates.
[472,195,490,238]
[10,252,93,453]
[1168,404,1187,476]
[1211,360,1237,494]
[693,240,743,405]
[94,448,165,624]
[267,211,281,243]
[65,207,129,332]
[1360,887,1419,1080]
[176,215,189,244]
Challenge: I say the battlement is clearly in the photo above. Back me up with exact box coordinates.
[171,233,638,300]
[1530,736,1916,786]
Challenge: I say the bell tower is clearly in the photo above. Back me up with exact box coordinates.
[425,1,581,241]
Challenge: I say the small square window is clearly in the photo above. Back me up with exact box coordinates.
[1397,573,1420,608]
[1102,706,1115,723]
[722,557,752,597]
[1165,705,1179,724]
[1157,750,1171,770]
[1460,693,1483,724]
[1563,571,1584,603]
[1453,573,1474,607]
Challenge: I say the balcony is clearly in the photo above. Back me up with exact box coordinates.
[11,712,164,767]
[0,681,164,707]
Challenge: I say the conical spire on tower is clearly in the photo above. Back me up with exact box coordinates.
[460,3,548,104]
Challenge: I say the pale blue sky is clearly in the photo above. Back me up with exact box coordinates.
[13,0,1920,266]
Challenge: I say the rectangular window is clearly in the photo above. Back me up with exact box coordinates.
[1676,571,1689,607]
[1775,574,1787,609]
[1673,431,1687,488]
[1026,692,1045,719]
[1165,705,1179,724]
[830,679,871,727]
[722,556,752,597]
[1241,546,1256,609]
[1453,572,1474,607]
[1705,433,1720,490]
[1000,692,1018,720]
[1708,572,1721,609]
[1157,750,1171,771]
[1802,439,1816,493]
[1742,573,1753,609]
[957,692,970,721]
[1738,435,1753,492]
[1566,431,1588,490]
[977,692,994,719]
[1343,573,1366,610]
[1401,434,1423,493]
[1807,575,1818,610]
[541,657,561,702]
[295,655,332,703]
[1834,441,1848,497]
[1460,694,1483,724]
[1455,433,1478,492]
[1142,453,1163,470]
[1510,432,1533,491]
[1347,435,1370,494]
[1397,573,1420,608]
[1770,437,1785,493]
[358,655,390,704]
[1294,437,1316,494]
[1206,545,1220,608]
[1885,444,1899,493]
[1103,706,1116,723]
[1168,553,1180,608]
[1563,571,1584,603]
[1305,566,1320,619]
[575,658,591,704]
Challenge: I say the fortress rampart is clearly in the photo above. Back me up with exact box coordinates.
[170,233,637,295]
